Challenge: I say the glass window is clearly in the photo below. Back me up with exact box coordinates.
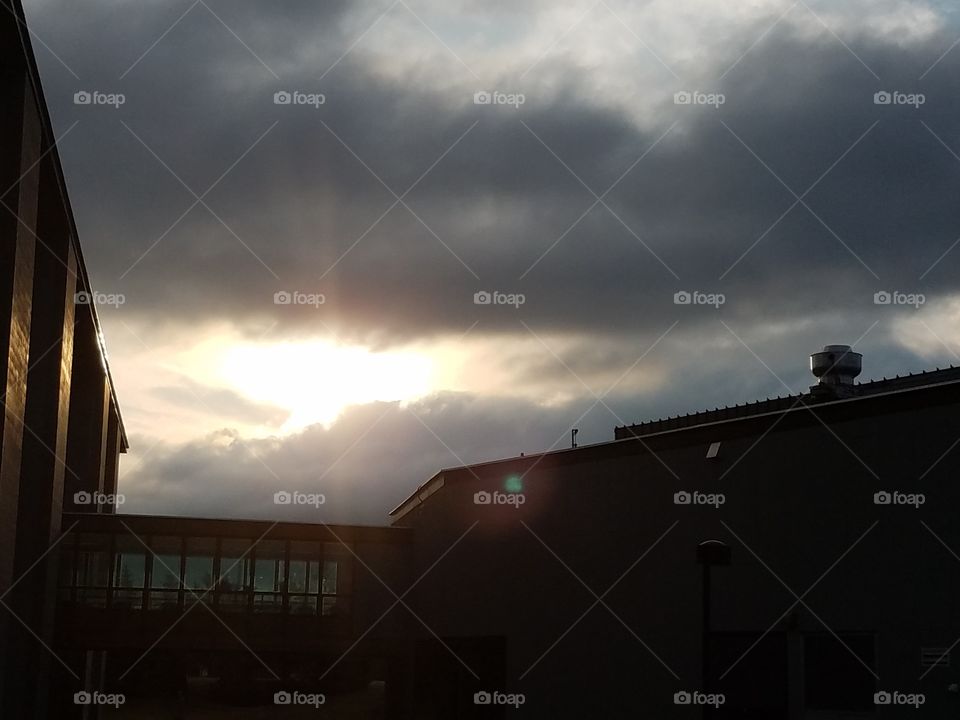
[218,539,251,612]
[113,536,146,588]
[322,560,338,595]
[288,560,309,593]
[319,543,352,620]
[288,541,320,594]
[253,540,285,613]
[288,541,320,615]
[253,593,284,613]
[76,533,110,588]
[219,539,251,590]
[148,536,182,611]
[112,536,145,609]
[289,594,318,615]
[323,542,353,595]
[254,540,285,592]
[322,596,350,617]
[184,538,216,596]
[150,536,182,589]
[148,590,179,610]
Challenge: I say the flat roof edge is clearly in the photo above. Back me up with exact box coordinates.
[389,373,960,514]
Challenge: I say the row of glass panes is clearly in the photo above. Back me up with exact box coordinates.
[59,533,352,615]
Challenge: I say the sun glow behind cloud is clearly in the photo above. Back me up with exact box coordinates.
[219,340,434,431]
[111,323,651,447]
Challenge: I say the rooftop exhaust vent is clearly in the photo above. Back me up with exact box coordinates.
[810,344,862,398]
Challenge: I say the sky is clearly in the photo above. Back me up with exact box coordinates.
[21,0,960,524]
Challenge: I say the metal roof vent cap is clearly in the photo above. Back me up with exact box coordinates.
[810,344,862,398]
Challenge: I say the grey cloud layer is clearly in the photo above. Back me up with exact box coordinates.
[120,322,927,524]
[23,0,960,349]
[121,392,587,524]
[152,377,290,427]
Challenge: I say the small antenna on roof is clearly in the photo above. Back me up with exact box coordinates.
[571,428,579,448]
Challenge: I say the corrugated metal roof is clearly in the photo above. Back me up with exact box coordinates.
[615,366,960,439]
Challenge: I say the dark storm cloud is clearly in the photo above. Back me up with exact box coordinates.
[22,0,960,352]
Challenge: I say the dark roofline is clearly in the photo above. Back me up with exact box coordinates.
[390,367,960,518]
[12,0,128,450]
[64,512,412,544]
[614,365,960,440]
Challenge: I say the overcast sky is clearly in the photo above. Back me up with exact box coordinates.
[22,0,960,523]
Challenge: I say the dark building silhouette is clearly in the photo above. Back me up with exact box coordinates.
[5,1,960,718]
[1,0,127,715]
[390,348,960,717]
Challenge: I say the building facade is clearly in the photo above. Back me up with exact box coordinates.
[1,0,127,715]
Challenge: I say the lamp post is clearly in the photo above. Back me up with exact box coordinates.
[697,540,731,695]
